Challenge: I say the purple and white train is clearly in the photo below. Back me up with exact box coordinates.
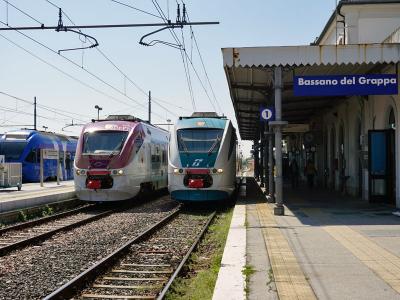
[74,115,169,201]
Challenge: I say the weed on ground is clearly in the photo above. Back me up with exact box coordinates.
[165,207,234,300]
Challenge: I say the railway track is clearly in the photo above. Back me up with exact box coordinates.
[0,204,112,256]
[44,208,216,300]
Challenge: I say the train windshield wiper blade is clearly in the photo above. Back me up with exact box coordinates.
[178,134,189,154]
[208,136,221,156]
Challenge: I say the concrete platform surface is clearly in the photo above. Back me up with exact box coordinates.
[214,177,400,300]
[0,181,75,213]
[213,200,246,300]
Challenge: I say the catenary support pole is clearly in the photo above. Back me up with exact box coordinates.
[148,90,151,124]
[34,97,37,131]
[40,149,44,187]
[274,66,284,215]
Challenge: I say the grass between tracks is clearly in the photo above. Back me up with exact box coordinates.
[165,207,234,300]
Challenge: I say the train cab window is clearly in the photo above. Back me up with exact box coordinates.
[177,129,223,153]
[25,149,37,163]
[83,131,128,155]
[0,141,27,161]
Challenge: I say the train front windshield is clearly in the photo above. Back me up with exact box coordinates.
[83,131,128,155]
[177,129,223,153]
[0,141,27,161]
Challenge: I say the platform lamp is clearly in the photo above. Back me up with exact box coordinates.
[94,105,103,121]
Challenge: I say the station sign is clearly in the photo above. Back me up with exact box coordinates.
[294,74,398,96]
[42,149,59,160]
[260,106,275,122]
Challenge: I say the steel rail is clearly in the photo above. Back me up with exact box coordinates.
[0,208,113,256]
[157,211,216,299]
[0,200,91,235]
[0,22,219,31]
[44,206,181,300]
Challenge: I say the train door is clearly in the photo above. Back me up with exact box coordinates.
[368,129,395,204]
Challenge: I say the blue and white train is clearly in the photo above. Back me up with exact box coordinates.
[0,130,77,182]
[168,112,238,201]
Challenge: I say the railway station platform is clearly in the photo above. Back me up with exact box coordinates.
[0,181,75,213]
[213,177,400,300]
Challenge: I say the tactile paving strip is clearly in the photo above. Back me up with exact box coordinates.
[257,203,316,300]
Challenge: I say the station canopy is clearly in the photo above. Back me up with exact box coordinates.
[222,44,400,140]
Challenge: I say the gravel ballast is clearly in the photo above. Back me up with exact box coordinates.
[0,197,177,299]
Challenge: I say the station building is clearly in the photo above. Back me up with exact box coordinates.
[223,0,400,210]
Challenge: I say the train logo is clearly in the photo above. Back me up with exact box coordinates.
[192,159,203,167]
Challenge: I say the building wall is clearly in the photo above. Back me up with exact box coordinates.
[311,64,400,206]
[311,2,400,207]
[319,3,400,45]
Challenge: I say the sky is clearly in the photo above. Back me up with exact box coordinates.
[0,0,336,157]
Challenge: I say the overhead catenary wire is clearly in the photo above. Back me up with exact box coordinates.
[151,0,198,111]
[180,28,196,111]
[0,21,163,120]
[0,91,90,122]
[0,33,140,115]
[0,105,69,123]
[184,7,223,113]
[106,0,192,114]
[44,0,182,118]
[1,0,43,26]
[151,0,221,113]
[110,0,164,20]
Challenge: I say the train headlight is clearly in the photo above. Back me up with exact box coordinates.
[174,168,184,174]
[75,169,86,176]
[112,169,124,175]
[217,168,224,174]
[212,168,217,174]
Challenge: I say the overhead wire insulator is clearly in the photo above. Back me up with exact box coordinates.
[182,4,187,24]
[176,4,181,24]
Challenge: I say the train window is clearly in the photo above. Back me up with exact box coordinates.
[82,131,128,155]
[0,141,27,161]
[177,129,223,153]
[25,149,37,163]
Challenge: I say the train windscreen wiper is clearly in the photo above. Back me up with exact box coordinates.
[208,136,221,156]
[178,134,189,155]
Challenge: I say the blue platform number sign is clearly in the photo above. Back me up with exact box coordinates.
[294,74,398,96]
[260,106,275,122]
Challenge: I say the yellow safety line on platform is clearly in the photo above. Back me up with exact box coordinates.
[256,203,316,300]
[324,225,400,293]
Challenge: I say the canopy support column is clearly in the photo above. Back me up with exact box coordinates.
[270,66,287,215]
[260,131,264,187]
[263,124,269,191]
[267,127,275,202]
